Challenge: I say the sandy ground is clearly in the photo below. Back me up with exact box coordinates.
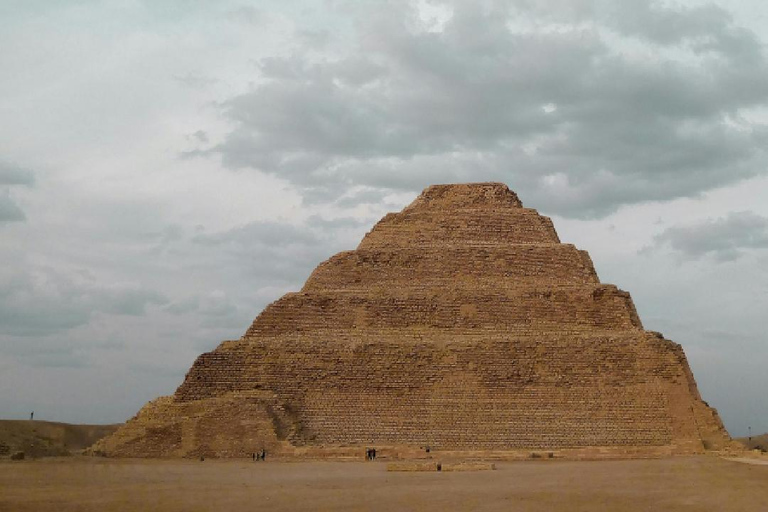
[1,456,767,511]
[724,457,768,466]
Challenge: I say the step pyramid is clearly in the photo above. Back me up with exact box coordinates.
[96,183,731,458]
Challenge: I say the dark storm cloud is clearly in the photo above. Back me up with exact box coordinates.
[205,0,768,218]
[653,211,768,261]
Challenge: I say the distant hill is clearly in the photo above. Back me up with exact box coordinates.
[735,433,768,452]
[0,420,121,458]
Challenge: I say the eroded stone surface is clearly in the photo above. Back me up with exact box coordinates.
[95,183,732,458]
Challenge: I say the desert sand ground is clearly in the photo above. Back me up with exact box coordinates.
[2,456,767,511]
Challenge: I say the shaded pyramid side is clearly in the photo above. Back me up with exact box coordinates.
[94,183,733,458]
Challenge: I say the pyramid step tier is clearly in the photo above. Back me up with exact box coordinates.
[303,244,598,292]
[171,332,690,449]
[246,284,642,337]
[358,208,560,249]
[177,331,688,402]
[297,386,674,449]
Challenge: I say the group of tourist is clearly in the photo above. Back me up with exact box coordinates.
[252,449,267,461]
[365,448,377,460]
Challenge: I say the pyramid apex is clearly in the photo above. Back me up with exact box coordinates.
[405,182,523,211]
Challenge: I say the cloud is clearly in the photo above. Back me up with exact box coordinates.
[0,192,26,222]
[189,130,209,144]
[306,214,370,230]
[0,160,35,186]
[173,72,218,90]
[164,292,241,327]
[225,5,265,26]
[0,269,169,337]
[198,0,768,218]
[603,1,761,60]
[652,211,768,261]
[98,287,169,316]
[0,337,89,369]
[165,296,201,315]
[192,221,319,248]
[191,220,350,286]
[0,159,35,222]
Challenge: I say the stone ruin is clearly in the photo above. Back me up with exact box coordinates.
[95,183,732,458]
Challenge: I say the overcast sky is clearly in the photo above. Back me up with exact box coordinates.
[1,0,767,437]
